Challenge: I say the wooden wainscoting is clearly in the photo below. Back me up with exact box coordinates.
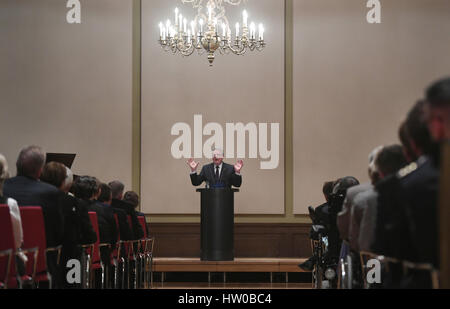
[148,223,312,258]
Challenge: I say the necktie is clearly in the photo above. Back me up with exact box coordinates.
[215,166,220,180]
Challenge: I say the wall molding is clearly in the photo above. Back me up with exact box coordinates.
[150,222,312,258]
[135,0,305,223]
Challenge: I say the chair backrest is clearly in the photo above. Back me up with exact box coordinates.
[127,215,133,231]
[138,216,147,239]
[19,207,48,275]
[112,214,120,259]
[87,212,101,264]
[0,205,17,288]
[113,214,120,241]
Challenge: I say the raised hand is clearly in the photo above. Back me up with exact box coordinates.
[187,158,200,172]
[234,160,244,174]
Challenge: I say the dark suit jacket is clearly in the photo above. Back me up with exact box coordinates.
[83,200,118,246]
[375,156,439,268]
[4,176,64,247]
[60,193,97,247]
[111,199,144,240]
[110,206,133,241]
[60,193,97,288]
[190,163,242,188]
[399,156,439,268]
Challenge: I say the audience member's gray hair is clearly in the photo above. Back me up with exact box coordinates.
[16,145,46,178]
[0,154,9,182]
[63,167,74,192]
[108,180,125,199]
[368,146,383,173]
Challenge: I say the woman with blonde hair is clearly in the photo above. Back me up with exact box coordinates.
[0,154,27,265]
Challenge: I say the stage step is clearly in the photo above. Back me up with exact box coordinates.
[154,258,309,273]
[153,258,310,285]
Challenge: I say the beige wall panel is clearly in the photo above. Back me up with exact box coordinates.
[293,0,450,214]
[141,0,285,214]
[0,0,133,188]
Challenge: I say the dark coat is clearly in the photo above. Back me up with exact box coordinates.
[190,162,242,188]
[4,176,64,247]
[111,199,144,240]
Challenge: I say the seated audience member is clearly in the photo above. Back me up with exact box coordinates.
[72,177,118,262]
[109,181,144,240]
[356,145,407,252]
[3,146,64,248]
[399,77,450,267]
[374,100,437,259]
[40,162,97,288]
[123,191,149,236]
[97,183,133,241]
[0,154,27,269]
[373,96,441,288]
[337,146,383,243]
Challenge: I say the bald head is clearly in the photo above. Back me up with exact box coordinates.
[16,145,46,179]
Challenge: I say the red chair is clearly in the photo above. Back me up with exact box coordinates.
[0,205,37,289]
[19,207,59,289]
[112,213,126,289]
[126,215,140,289]
[0,248,12,289]
[138,216,148,239]
[0,205,16,289]
[138,216,154,289]
[88,212,110,289]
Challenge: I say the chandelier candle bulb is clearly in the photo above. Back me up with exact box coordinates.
[157,2,266,65]
[175,8,179,26]
[243,10,248,28]
[222,23,226,37]
[166,20,171,37]
[191,21,195,35]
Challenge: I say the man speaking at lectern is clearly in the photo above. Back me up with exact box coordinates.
[188,149,243,188]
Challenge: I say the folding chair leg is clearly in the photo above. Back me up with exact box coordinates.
[134,257,139,289]
[101,262,105,289]
[82,254,91,289]
[48,272,53,290]
[113,259,118,289]
[120,258,126,289]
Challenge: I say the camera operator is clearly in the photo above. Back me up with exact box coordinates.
[299,177,359,271]
[298,181,335,271]
[326,176,360,263]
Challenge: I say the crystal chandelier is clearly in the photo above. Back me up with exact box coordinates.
[158,0,266,66]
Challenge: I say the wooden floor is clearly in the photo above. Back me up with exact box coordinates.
[153,258,309,273]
